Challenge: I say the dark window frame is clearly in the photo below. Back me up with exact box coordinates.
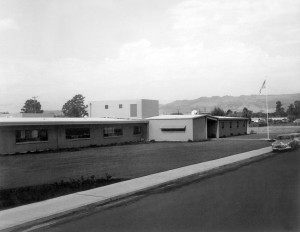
[16,129,48,144]
[161,126,186,132]
[103,127,123,137]
[133,126,142,135]
[65,128,90,140]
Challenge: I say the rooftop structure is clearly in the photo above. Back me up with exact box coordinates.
[89,99,159,119]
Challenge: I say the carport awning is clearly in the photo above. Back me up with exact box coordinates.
[160,125,186,131]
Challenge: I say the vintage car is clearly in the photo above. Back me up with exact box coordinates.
[272,134,299,151]
[289,133,300,144]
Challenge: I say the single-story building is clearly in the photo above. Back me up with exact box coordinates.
[215,116,248,138]
[147,115,248,142]
[0,118,148,155]
[0,114,249,155]
[147,115,211,142]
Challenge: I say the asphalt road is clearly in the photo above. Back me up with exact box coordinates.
[43,149,300,232]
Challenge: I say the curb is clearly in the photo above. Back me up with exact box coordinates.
[0,147,273,232]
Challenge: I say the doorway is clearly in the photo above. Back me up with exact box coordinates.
[207,118,218,138]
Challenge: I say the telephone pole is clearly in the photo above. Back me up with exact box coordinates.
[32,96,38,113]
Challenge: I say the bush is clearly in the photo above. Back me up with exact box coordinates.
[0,174,126,210]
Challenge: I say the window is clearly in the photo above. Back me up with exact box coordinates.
[16,129,48,143]
[221,122,224,129]
[229,121,232,128]
[243,121,246,127]
[133,126,142,135]
[105,105,109,109]
[103,127,123,137]
[161,126,186,132]
[119,104,122,109]
[237,121,239,128]
[66,128,90,140]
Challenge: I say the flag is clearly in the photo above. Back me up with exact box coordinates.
[259,80,266,94]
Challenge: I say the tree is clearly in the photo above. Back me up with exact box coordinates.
[21,98,43,113]
[286,101,300,122]
[226,109,233,116]
[242,107,252,120]
[211,107,225,116]
[275,101,285,117]
[294,101,300,117]
[287,104,295,115]
[62,94,88,117]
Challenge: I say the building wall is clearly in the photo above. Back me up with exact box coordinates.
[0,123,148,155]
[141,99,159,118]
[148,119,193,141]
[89,99,159,119]
[0,125,59,154]
[218,120,248,137]
[89,100,139,118]
[193,117,207,140]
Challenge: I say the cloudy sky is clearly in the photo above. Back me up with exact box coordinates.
[0,0,300,112]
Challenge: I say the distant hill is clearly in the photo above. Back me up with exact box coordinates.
[160,93,300,114]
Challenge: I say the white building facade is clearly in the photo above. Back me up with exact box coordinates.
[148,115,211,142]
[89,99,159,119]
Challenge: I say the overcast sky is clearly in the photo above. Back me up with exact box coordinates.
[0,0,300,112]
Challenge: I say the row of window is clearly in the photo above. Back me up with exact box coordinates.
[221,121,246,129]
[15,126,142,143]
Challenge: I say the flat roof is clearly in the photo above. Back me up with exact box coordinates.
[0,117,148,126]
[90,99,158,103]
[147,115,248,121]
[147,115,207,120]
[214,116,248,121]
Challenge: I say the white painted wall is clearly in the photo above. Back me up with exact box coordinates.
[89,99,158,119]
[193,117,207,140]
[148,119,193,141]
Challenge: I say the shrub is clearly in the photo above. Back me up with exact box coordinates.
[0,174,125,210]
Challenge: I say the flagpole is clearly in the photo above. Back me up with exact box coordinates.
[265,80,270,140]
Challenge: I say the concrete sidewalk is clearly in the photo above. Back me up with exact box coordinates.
[0,147,272,232]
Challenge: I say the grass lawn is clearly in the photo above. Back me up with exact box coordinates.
[0,138,271,190]
[249,125,300,135]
